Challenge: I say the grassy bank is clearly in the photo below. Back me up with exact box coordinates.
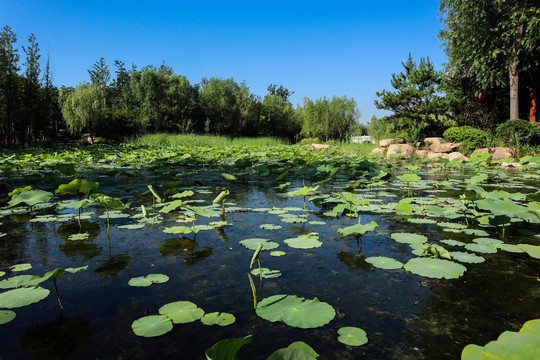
[130,133,289,147]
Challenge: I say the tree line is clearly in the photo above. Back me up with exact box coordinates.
[0,25,361,146]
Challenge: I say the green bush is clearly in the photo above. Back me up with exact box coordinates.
[531,121,540,145]
[298,137,320,145]
[443,126,489,153]
[496,119,532,147]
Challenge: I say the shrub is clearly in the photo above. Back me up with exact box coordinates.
[443,126,489,153]
[298,137,320,145]
[531,121,540,145]
[496,119,532,147]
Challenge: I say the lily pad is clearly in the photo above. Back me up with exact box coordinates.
[440,240,466,247]
[337,326,368,346]
[200,312,236,326]
[239,238,279,250]
[391,232,428,244]
[473,237,504,246]
[449,251,485,264]
[256,294,335,329]
[0,286,50,308]
[159,301,204,324]
[259,224,283,230]
[496,244,524,253]
[118,223,145,229]
[365,256,403,270]
[9,263,32,272]
[68,233,90,241]
[270,251,286,257]
[0,310,16,325]
[128,277,152,287]
[131,315,173,337]
[284,235,322,249]
[404,257,467,279]
[464,243,498,254]
[517,244,540,259]
[308,221,326,225]
[251,268,282,278]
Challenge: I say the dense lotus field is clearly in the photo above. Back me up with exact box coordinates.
[0,145,539,360]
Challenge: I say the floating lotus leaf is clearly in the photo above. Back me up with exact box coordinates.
[209,221,231,227]
[308,221,326,225]
[337,326,368,346]
[159,301,204,324]
[118,223,145,229]
[337,221,378,236]
[267,348,317,360]
[409,218,437,224]
[440,240,466,247]
[131,315,173,337]
[0,309,16,325]
[239,238,279,250]
[473,237,504,246]
[365,256,403,270]
[404,258,467,279]
[201,312,235,326]
[68,232,90,241]
[0,271,4,277]
[0,286,50,308]
[172,190,194,199]
[437,222,467,229]
[284,235,322,249]
[193,225,214,231]
[280,216,307,224]
[145,274,169,283]
[128,276,152,287]
[251,268,282,278]
[398,173,421,183]
[8,190,53,208]
[205,335,253,360]
[0,275,45,289]
[496,244,524,253]
[270,251,286,257]
[462,229,489,237]
[464,243,498,254]
[391,232,428,244]
[395,202,413,215]
[260,224,282,230]
[450,251,485,264]
[10,263,32,272]
[256,294,335,329]
[163,226,193,234]
[517,244,540,259]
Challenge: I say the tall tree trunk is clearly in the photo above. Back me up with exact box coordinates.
[531,82,537,122]
[509,58,520,120]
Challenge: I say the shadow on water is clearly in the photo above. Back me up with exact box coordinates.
[94,254,131,277]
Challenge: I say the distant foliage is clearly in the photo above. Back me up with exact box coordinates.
[443,126,488,153]
[496,119,534,147]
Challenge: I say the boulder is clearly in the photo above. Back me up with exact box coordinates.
[501,162,521,168]
[379,138,405,147]
[415,149,429,157]
[371,147,386,155]
[427,152,444,160]
[424,137,445,145]
[491,147,513,160]
[474,148,490,153]
[444,152,468,162]
[430,142,461,153]
[311,143,330,149]
[387,143,414,158]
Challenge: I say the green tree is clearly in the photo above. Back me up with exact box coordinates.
[438,0,540,121]
[22,33,41,144]
[60,83,102,142]
[301,96,359,141]
[374,54,446,142]
[259,94,300,139]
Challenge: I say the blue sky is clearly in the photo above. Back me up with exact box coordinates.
[2,0,446,123]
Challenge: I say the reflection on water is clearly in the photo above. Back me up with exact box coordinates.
[337,251,371,271]
[94,254,131,277]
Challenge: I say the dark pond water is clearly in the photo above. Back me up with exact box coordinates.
[0,165,539,360]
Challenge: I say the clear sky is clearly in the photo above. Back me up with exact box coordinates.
[1,0,446,123]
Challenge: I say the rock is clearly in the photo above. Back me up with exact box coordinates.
[430,142,461,153]
[372,147,386,155]
[427,152,444,160]
[424,137,445,145]
[311,143,329,149]
[387,143,414,158]
[415,149,429,156]
[379,138,405,147]
[444,152,468,162]
[501,162,521,168]
[491,147,513,160]
[473,148,489,153]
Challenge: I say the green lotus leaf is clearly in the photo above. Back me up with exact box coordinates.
[437,222,467,229]
[517,244,540,259]
[209,221,232,227]
[184,205,214,218]
[159,301,204,324]
[251,268,282,278]
[192,225,214,232]
[267,348,317,360]
[8,190,53,208]
[337,221,378,236]
[284,235,322,249]
[68,232,90,241]
[163,226,193,234]
[404,258,467,279]
[0,274,45,289]
[409,218,437,224]
[171,190,194,199]
[260,223,283,230]
[476,198,528,217]
[131,315,173,337]
[213,190,229,204]
[461,344,485,360]
[42,266,88,282]
[9,263,32,272]
[0,271,4,277]
[397,173,421,183]
[449,251,485,264]
[308,221,326,225]
[205,335,253,360]
[280,217,306,224]
[270,251,286,257]
[464,243,498,254]
[365,256,404,270]
[395,202,413,215]
[221,173,237,181]
[462,228,489,237]
[160,200,184,213]
[128,276,152,287]
[496,243,524,253]
[147,185,162,202]
[118,223,145,230]
[200,312,236,326]
[56,179,99,195]
[473,237,504,246]
[256,294,335,329]
[8,186,32,197]
[391,232,428,244]
[0,286,50,308]
[145,273,169,283]
[286,342,321,359]
[440,240,465,247]
[287,185,319,197]
[239,238,279,250]
[90,194,128,210]
[0,310,16,325]
[337,326,368,346]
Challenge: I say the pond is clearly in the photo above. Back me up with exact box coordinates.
[0,146,539,359]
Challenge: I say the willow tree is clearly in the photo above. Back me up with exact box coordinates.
[60,83,102,143]
[438,0,540,122]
